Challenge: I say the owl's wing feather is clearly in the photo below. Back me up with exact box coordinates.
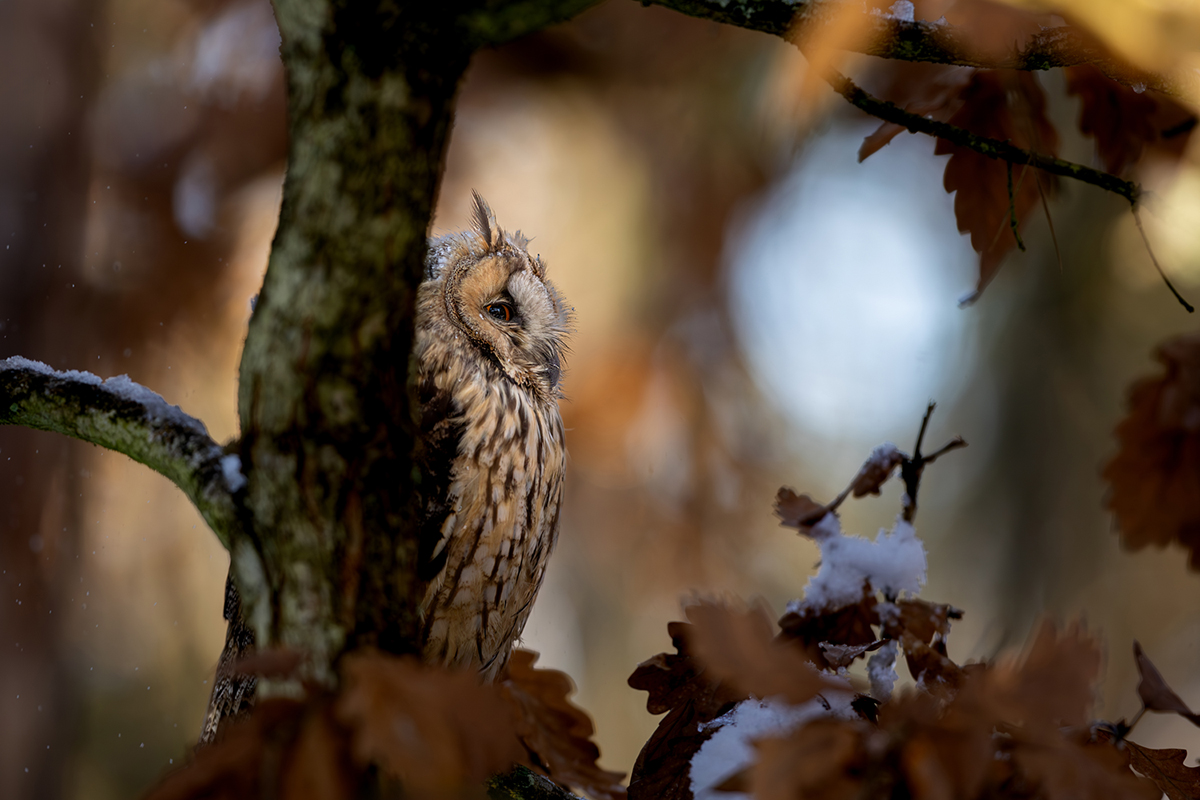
[416,376,464,582]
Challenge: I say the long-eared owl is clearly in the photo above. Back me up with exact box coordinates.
[415,193,571,680]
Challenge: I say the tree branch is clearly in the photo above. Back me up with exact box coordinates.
[826,68,1142,204]
[0,357,241,549]
[488,767,585,800]
[643,0,1194,98]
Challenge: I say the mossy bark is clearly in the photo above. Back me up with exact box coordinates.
[236,2,468,681]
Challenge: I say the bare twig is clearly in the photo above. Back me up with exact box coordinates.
[1007,161,1027,253]
[1033,169,1063,272]
[0,357,242,549]
[823,68,1142,204]
[900,403,967,523]
[1131,205,1195,313]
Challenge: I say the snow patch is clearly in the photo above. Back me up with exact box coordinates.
[868,640,899,701]
[220,454,247,493]
[690,698,828,800]
[865,441,900,470]
[788,514,927,613]
[887,0,915,22]
[3,355,102,386]
[2,357,212,440]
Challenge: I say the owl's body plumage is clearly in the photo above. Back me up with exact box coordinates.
[414,195,570,680]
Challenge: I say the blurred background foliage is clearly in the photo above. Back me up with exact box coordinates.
[2,0,1200,797]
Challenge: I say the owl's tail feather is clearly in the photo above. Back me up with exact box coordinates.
[198,572,257,745]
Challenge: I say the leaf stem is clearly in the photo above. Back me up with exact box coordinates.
[1007,161,1026,252]
[1131,205,1194,313]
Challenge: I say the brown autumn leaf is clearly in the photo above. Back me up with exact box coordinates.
[686,601,834,705]
[943,0,1057,63]
[278,703,360,800]
[1134,641,1200,726]
[859,62,973,161]
[144,698,316,800]
[1014,732,1159,800]
[335,649,527,797]
[501,649,627,800]
[627,621,744,800]
[849,443,906,497]
[1145,94,1198,165]
[775,487,830,531]
[232,647,307,679]
[627,701,713,800]
[750,719,867,800]
[628,621,742,721]
[935,69,1059,296]
[1104,332,1200,569]
[819,639,885,669]
[902,631,965,694]
[982,619,1102,731]
[779,583,879,667]
[1125,741,1200,800]
[890,692,995,800]
[884,598,961,645]
[1065,64,1158,176]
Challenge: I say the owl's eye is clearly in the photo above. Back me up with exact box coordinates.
[485,302,515,322]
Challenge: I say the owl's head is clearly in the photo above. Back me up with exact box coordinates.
[422,193,572,401]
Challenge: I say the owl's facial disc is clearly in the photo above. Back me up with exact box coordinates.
[448,254,568,397]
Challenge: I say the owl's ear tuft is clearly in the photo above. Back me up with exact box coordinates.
[470,191,502,252]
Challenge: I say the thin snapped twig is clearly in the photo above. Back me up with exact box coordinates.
[1131,204,1194,313]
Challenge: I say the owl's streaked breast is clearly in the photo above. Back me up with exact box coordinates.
[413,195,570,680]
[416,352,565,678]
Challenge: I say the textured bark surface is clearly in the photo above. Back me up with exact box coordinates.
[235,2,469,680]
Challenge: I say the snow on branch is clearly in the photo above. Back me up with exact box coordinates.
[0,356,242,549]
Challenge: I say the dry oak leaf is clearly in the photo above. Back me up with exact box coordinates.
[335,649,527,798]
[1125,741,1200,800]
[627,621,745,800]
[850,442,906,498]
[750,718,866,800]
[501,649,626,800]
[1065,64,1158,177]
[144,698,358,800]
[231,647,307,679]
[1104,332,1200,569]
[775,487,830,531]
[859,62,973,161]
[889,694,994,800]
[942,0,1059,64]
[882,598,961,645]
[685,601,834,706]
[818,639,885,669]
[628,620,743,721]
[1014,731,1159,800]
[278,702,361,800]
[778,582,879,669]
[980,618,1101,731]
[901,631,965,695]
[935,69,1059,295]
[1134,640,1200,727]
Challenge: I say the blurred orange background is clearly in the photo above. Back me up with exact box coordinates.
[3,1,1200,797]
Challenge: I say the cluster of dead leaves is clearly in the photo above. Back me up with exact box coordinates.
[630,596,1200,800]
[857,1,1196,298]
[1105,331,1200,569]
[628,447,1200,800]
[144,648,624,800]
